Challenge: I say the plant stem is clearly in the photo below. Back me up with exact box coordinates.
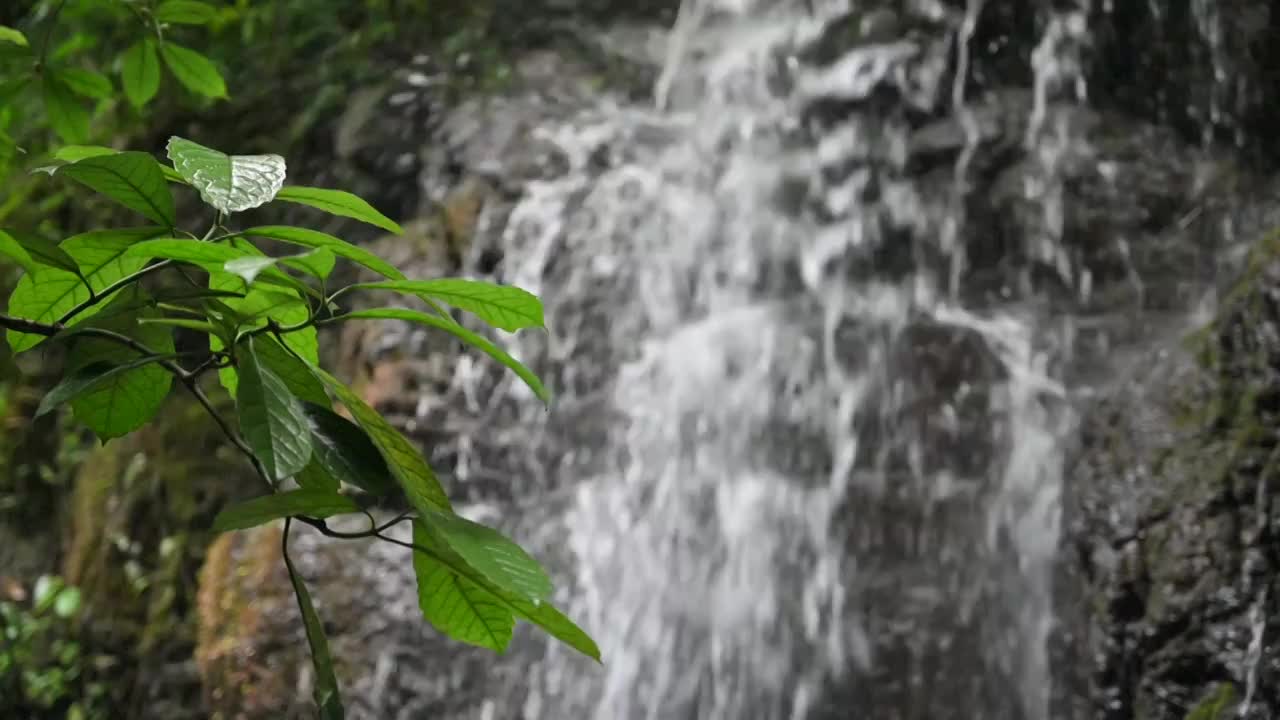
[55,260,174,325]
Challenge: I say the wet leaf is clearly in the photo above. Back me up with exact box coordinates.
[301,402,398,496]
[167,136,283,214]
[283,535,345,719]
[0,229,37,274]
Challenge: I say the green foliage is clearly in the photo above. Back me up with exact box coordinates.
[0,576,110,719]
[1185,683,1237,720]
[0,138,598,717]
[355,279,546,331]
[212,489,358,532]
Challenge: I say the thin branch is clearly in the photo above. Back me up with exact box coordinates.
[0,313,59,337]
[55,260,174,325]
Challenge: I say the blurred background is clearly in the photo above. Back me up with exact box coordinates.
[2,1,1279,718]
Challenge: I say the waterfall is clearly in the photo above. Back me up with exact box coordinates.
[480,1,1101,718]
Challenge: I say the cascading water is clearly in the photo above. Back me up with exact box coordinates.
[481,1,1099,718]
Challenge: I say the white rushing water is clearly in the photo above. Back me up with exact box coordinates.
[494,1,1092,717]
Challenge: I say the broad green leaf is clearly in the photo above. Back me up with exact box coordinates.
[36,354,175,417]
[343,308,549,402]
[0,229,37,273]
[275,186,404,234]
[42,74,88,144]
[252,336,328,406]
[159,42,227,99]
[419,507,552,602]
[57,68,112,100]
[313,368,451,514]
[6,228,166,352]
[154,0,218,24]
[212,489,358,532]
[281,248,336,280]
[59,152,176,226]
[413,520,515,652]
[356,279,544,331]
[64,295,175,439]
[300,402,398,496]
[54,145,117,163]
[244,226,403,280]
[167,137,284,214]
[508,595,601,662]
[295,460,340,493]
[411,520,600,660]
[121,40,160,108]
[283,539,346,720]
[5,231,80,274]
[237,339,312,481]
[224,255,278,284]
[0,26,29,47]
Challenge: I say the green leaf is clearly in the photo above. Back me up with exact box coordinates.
[0,229,37,274]
[419,507,552,602]
[120,40,160,109]
[54,145,117,163]
[64,294,176,439]
[356,279,544,331]
[166,137,284,214]
[411,521,600,660]
[312,368,451,514]
[294,460,340,493]
[212,489,357,532]
[57,68,113,100]
[209,260,317,397]
[244,226,403,280]
[342,308,549,402]
[281,248,336,280]
[154,0,218,25]
[36,354,175,417]
[252,336,328,406]
[42,74,88,144]
[1186,683,1237,720]
[5,231,80,274]
[275,186,404,234]
[300,402,398,496]
[126,239,309,296]
[0,26,29,47]
[59,152,176,226]
[283,538,346,720]
[237,339,313,481]
[6,228,166,352]
[413,520,515,652]
[159,42,227,99]
[508,596,601,663]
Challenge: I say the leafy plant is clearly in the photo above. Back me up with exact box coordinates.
[0,137,598,717]
[0,575,110,719]
[1184,683,1237,720]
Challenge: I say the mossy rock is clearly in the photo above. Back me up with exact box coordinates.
[59,393,261,718]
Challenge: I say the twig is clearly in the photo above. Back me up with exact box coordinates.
[55,260,174,325]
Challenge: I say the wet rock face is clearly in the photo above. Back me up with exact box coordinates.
[1063,259,1280,718]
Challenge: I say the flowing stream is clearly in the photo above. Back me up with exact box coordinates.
[454,1,1192,718]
